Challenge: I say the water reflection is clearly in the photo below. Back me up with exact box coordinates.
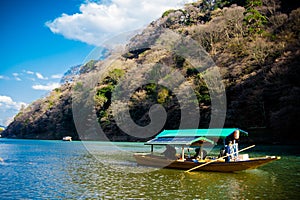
[181,169,283,199]
[67,151,288,200]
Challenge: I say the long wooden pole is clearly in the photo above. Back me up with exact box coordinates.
[185,144,255,173]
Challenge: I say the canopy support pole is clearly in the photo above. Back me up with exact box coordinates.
[200,145,203,160]
[181,146,185,160]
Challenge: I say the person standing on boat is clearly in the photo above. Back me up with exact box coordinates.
[225,141,233,162]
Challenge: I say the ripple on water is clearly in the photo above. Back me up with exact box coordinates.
[1,140,299,199]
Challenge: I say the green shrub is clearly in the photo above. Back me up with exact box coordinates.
[107,69,125,84]
[48,100,54,110]
[96,85,114,96]
[174,55,185,68]
[144,83,157,95]
[80,60,96,73]
[94,85,114,107]
[186,68,199,77]
[94,95,108,108]
[74,82,83,91]
[244,0,267,35]
[157,88,169,104]
[98,110,108,119]
[162,9,175,18]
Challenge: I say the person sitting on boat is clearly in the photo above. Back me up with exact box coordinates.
[193,147,207,160]
[194,147,200,158]
[162,145,177,160]
[218,147,225,158]
[225,141,233,162]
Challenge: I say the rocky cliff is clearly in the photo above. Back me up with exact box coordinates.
[3,0,300,143]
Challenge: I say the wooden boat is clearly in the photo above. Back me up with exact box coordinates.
[134,153,280,172]
[134,128,280,172]
[62,136,72,141]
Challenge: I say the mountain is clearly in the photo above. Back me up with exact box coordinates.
[2,0,300,143]
[60,64,82,84]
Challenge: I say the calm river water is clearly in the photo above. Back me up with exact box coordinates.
[0,139,299,199]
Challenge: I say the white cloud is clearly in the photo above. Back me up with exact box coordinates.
[46,0,197,46]
[0,75,9,80]
[36,72,48,80]
[26,70,34,75]
[12,73,22,81]
[0,95,28,126]
[32,82,60,91]
[0,95,27,110]
[4,116,14,126]
[51,74,63,79]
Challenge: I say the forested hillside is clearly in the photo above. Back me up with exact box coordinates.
[3,0,300,143]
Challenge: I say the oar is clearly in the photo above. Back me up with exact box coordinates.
[185,144,255,173]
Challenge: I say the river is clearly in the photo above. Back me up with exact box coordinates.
[0,139,299,199]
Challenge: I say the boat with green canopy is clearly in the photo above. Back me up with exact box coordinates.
[134,128,280,172]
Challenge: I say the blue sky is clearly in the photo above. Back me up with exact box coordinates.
[0,0,196,126]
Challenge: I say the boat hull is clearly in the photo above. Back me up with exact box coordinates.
[134,154,280,172]
[62,136,72,141]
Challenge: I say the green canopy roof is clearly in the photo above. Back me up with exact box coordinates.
[156,128,247,138]
[145,136,215,145]
[145,128,247,146]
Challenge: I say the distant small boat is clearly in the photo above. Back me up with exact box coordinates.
[62,136,72,141]
[134,128,280,172]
